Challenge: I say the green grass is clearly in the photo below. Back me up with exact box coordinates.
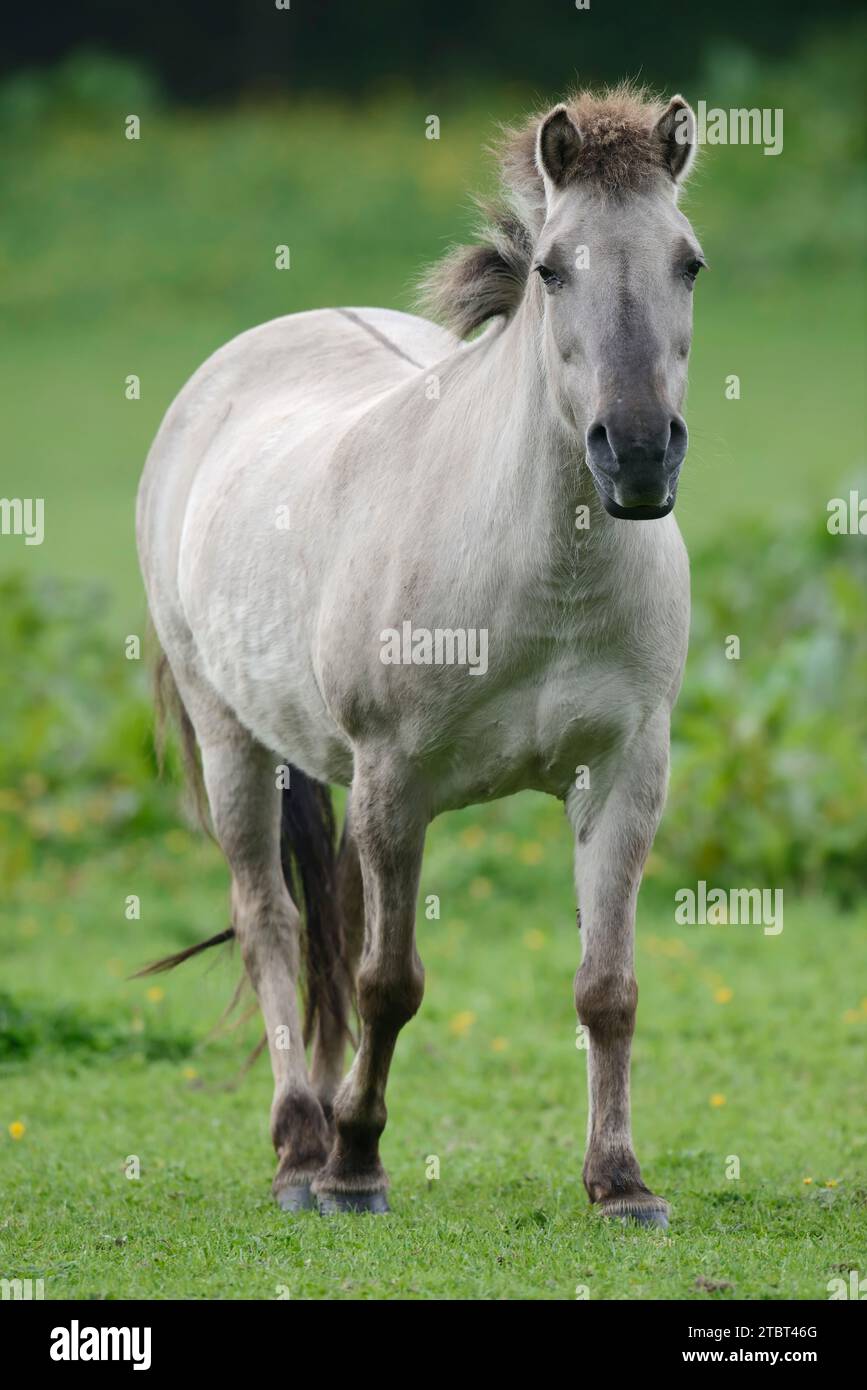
[2,794,866,1299]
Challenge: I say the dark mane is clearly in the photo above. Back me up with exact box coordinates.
[419,84,667,338]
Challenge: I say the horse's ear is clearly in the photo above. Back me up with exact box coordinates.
[536,105,583,188]
[654,95,697,184]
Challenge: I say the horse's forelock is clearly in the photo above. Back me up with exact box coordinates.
[419,84,667,339]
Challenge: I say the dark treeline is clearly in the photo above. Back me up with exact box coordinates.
[5,0,863,102]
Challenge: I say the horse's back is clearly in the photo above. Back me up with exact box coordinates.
[137,305,456,649]
[139,307,452,528]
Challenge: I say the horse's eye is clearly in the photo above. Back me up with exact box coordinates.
[535,264,563,291]
[683,258,705,286]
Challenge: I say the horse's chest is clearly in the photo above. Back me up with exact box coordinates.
[430,638,669,811]
[363,550,688,811]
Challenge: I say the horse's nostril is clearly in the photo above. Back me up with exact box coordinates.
[666,416,688,468]
[586,421,609,453]
[586,422,617,476]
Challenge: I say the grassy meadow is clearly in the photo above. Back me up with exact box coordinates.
[4,802,866,1300]
[1,31,865,1299]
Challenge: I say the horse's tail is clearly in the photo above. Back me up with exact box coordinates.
[152,641,211,832]
[279,771,349,1048]
[139,630,350,1049]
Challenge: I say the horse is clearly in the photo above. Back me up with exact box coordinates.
[136,85,703,1226]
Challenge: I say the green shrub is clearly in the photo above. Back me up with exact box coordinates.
[659,513,867,904]
[0,49,161,132]
[0,573,178,885]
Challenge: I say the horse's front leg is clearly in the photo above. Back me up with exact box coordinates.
[571,714,671,1228]
[313,751,426,1213]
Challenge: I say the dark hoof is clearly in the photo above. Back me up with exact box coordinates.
[317,1190,390,1215]
[598,1198,669,1230]
[626,1206,669,1230]
[275,1182,316,1213]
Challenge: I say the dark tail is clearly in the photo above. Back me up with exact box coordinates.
[153,642,211,833]
[280,769,349,1048]
[139,630,349,1049]
[132,927,235,978]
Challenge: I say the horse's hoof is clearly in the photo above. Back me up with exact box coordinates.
[598,1197,669,1230]
[274,1182,316,1213]
[317,1190,390,1215]
[627,1206,669,1229]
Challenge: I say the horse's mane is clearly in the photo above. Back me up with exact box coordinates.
[419,84,667,339]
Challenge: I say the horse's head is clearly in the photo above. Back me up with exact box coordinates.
[533,95,704,519]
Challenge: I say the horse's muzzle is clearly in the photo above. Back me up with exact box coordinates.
[585,412,687,521]
[593,484,678,521]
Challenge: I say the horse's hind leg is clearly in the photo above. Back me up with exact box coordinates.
[310,815,364,1115]
[177,679,330,1211]
[312,753,426,1213]
[570,715,671,1229]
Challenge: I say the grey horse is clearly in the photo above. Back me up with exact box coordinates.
[137,85,703,1225]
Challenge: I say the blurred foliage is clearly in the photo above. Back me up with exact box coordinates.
[0,22,864,330]
[1,506,865,903]
[0,574,179,886]
[4,1,864,104]
[691,24,867,278]
[0,990,195,1064]
[658,508,867,905]
[0,48,161,129]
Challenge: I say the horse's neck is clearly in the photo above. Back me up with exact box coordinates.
[422,300,602,572]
